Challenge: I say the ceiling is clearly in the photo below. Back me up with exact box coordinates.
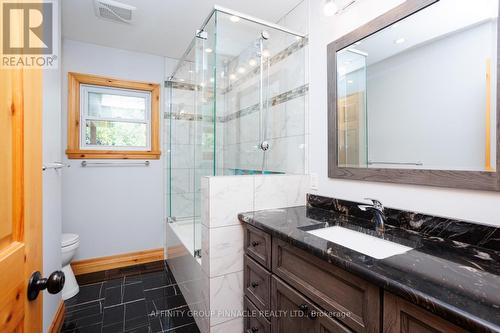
[62,0,302,60]
[339,0,498,73]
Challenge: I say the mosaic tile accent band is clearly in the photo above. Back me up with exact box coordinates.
[168,83,308,122]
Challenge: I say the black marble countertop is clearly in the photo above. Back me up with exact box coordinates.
[238,206,500,333]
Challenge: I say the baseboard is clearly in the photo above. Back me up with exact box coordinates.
[48,301,65,333]
[71,248,164,276]
[166,245,186,259]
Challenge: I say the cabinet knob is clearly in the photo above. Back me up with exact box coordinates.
[251,281,259,288]
[251,327,259,333]
[298,304,309,312]
[251,241,260,247]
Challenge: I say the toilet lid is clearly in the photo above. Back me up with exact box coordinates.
[62,233,79,247]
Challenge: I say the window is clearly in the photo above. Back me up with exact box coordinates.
[66,73,160,159]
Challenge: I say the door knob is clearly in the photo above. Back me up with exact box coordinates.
[27,271,65,301]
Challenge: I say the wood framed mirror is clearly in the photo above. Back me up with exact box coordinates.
[327,0,500,191]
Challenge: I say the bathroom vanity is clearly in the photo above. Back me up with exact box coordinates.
[239,195,500,333]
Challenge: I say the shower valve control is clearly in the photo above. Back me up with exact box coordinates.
[260,141,270,151]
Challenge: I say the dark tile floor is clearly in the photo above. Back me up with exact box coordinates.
[61,260,200,333]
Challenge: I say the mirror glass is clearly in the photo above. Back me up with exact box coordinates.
[337,0,498,171]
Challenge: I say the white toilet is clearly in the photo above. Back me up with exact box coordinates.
[61,233,80,300]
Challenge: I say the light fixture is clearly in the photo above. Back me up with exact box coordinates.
[394,37,406,44]
[249,59,257,67]
[205,48,213,53]
[230,15,240,23]
[324,0,338,16]
[237,66,246,74]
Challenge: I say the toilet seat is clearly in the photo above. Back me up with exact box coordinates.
[62,233,79,247]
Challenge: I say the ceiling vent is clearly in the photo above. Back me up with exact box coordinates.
[94,0,136,24]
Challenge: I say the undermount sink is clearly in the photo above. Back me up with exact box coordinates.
[307,226,413,259]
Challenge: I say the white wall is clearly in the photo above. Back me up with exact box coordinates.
[61,39,166,260]
[366,22,496,171]
[43,1,62,330]
[308,0,500,227]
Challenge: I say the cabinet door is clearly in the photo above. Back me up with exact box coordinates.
[383,292,468,333]
[271,276,318,333]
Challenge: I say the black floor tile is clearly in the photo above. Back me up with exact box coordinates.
[63,260,200,333]
[65,283,104,306]
[146,294,187,315]
[104,285,123,308]
[123,282,145,303]
[167,323,201,333]
[148,317,163,333]
[125,299,148,321]
[125,324,150,333]
[62,322,103,333]
[142,271,174,290]
[65,300,103,320]
[61,312,103,332]
[76,271,106,286]
[104,277,124,290]
[103,304,125,327]
[101,321,124,333]
[157,305,196,332]
[124,315,149,331]
[124,275,143,286]
[144,285,181,301]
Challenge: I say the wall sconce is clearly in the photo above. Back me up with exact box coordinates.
[324,0,359,17]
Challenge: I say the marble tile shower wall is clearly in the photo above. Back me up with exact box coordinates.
[222,41,308,175]
[200,175,310,333]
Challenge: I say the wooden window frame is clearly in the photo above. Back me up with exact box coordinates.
[66,72,161,159]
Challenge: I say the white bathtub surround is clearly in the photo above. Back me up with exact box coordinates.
[200,174,310,332]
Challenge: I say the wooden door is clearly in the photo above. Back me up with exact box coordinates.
[337,92,365,167]
[0,59,43,331]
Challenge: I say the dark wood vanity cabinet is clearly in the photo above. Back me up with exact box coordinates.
[383,292,468,333]
[243,225,471,333]
[272,276,352,333]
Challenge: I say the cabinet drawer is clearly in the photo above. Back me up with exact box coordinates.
[245,225,272,270]
[272,238,380,333]
[245,296,271,333]
[245,255,271,311]
[271,276,352,333]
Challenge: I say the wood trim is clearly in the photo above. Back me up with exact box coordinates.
[66,72,161,160]
[71,248,164,276]
[327,0,500,191]
[166,245,186,259]
[48,301,65,333]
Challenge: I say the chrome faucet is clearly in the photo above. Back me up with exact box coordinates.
[358,198,386,232]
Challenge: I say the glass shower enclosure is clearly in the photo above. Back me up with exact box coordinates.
[166,6,307,257]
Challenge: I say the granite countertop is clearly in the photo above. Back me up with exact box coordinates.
[238,206,500,333]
